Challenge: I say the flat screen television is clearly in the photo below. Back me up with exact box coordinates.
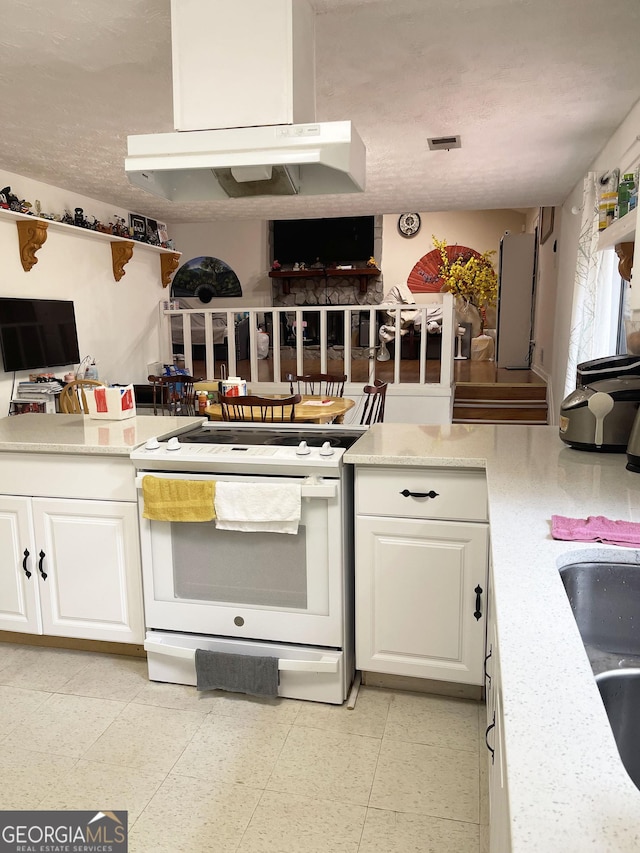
[0,297,81,372]
[272,216,375,266]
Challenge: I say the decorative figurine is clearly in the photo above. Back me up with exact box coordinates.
[271,259,281,271]
[0,186,21,211]
[367,255,378,268]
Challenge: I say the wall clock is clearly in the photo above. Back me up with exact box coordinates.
[398,213,421,238]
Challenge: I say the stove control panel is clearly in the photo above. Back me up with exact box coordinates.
[131,438,346,474]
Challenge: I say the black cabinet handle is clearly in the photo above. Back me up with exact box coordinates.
[38,550,47,581]
[484,645,492,687]
[474,585,483,621]
[22,549,32,579]
[399,489,439,499]
[485,714,496,764]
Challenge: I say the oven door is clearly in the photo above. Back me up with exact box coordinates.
[136,471,345,647]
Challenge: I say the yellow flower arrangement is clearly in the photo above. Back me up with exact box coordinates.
[432,236,498,309]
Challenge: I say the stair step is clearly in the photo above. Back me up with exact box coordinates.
[453,400,547,410]
[454,383,547,402]
[453,405,548,422]
[452,417,549,425]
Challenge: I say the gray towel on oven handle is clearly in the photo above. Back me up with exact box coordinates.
[194,648,279,697]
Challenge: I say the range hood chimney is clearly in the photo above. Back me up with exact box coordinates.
[125,0,366,201]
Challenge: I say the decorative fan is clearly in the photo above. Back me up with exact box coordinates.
[171,256,242,303]
[407,244,482,293]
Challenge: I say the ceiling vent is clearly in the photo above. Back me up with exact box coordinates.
[428,136,462,151]
[125,0,365,201]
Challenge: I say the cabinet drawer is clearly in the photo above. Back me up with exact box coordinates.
[356,466,488,522]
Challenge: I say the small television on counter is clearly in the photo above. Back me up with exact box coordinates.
[272,216,375,266]
[0,297,81,372]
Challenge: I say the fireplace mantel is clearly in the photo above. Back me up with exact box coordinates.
[269,266,380,294]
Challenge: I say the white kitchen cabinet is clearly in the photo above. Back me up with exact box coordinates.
[354,466,489,684]
[0,495,144,644]
[485,565,512,852]
[0,453,145,645]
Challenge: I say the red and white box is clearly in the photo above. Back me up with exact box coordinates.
[86,384,136,420]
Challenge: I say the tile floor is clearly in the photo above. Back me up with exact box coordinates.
[0,643,490,852]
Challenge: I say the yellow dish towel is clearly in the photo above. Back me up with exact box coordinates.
[142,475,216,522]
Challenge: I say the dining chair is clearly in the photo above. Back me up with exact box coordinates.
[59,379,104,414]
[219,393,301,423]
[286,372,347,397]
[148,375,196,416]
[360,380,388,425]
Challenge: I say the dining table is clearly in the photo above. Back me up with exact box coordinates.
[204,394,356,424]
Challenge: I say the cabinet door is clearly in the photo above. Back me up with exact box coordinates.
[356,516,488,683]
[32,498,144,644]
[0,496,41,634]
[487,631,512,852]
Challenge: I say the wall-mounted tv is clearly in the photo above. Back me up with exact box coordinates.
[0,297,81,372]
[272,216,375,266]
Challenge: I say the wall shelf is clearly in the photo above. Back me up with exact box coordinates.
[0,207,181,284]
[269,266,380,294]
[598,207,637,251]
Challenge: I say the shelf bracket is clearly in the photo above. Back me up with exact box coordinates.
[111,240,135,282]
[615,242,634,282]
[160,252,181,288]
[16,219,48,271]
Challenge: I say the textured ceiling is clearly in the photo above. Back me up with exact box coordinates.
[1,0,640,224]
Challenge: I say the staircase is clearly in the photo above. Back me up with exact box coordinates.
[453,382,548,424]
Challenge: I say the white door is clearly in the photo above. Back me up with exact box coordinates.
[356,516,488,683]
[0,495,41,634]
[32,498,144,644]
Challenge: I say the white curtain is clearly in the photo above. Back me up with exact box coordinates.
[564,172,617,396]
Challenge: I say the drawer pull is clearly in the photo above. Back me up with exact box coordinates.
[22,549,32,579]
[399,489,439,499]
[38,550,47,581]
[474,584,483,621]
[485,714,496,764]
[484,645,492,686]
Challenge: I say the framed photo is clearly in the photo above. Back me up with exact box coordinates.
[129,213,146,239]
[540,207,555,245]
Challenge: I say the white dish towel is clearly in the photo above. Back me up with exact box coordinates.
[214,481,302,534]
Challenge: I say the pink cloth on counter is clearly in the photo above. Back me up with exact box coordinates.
[551,515,640,547]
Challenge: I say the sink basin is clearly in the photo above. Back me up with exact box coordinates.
[559,561,640,673]
[596,669,640,790]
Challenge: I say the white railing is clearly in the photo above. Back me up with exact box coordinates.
[160,293,456,389]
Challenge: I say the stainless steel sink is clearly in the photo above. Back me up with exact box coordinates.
[596,669,640,790]
[559,561,640,674]
[559,561,640,791]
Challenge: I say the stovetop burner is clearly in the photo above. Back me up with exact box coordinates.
[168,423,364,449]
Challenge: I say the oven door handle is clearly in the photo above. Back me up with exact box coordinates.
[143,639,339,673]
[134,475,336,499]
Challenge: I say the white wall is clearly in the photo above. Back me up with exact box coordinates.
[381,209,530,292]
[550,98,640,422]
[169,220,271,306]
[0,169,171,416]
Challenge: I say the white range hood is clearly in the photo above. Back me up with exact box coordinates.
[125,0,366,201]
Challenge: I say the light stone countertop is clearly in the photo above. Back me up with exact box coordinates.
[345,422,640,852]
[0,413,204,456]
